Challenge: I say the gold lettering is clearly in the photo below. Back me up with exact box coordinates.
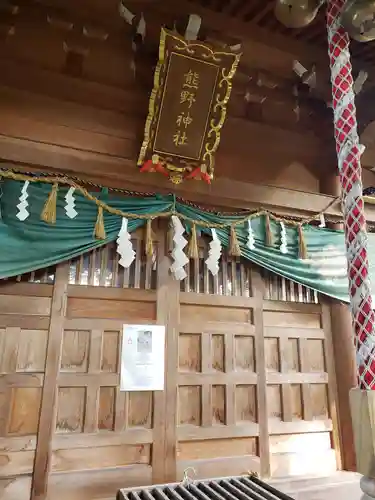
[180,90,196,108]
[183,69,199,90]
[176,112,193,129]
[173,130,188,146]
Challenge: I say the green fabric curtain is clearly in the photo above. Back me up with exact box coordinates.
[1,177,372,304]
[0,180,171,278]
[177,202,352,302]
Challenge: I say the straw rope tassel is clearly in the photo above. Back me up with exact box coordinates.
[94,206,106,240]
[145,219,154,257]
[265,214,273,246]
[187,223,199,260]
[41,183,58,224]
[230,225,241,257]
[0,170,341,232]
[298,225,307,260]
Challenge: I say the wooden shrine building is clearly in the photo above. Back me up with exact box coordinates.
[2,1,375,499]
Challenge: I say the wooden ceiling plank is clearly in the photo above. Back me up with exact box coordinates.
[263,16,281,30]
[235,0,264,20]
[16,0,375,76]
[13,0,374,85]
[227,0,248,17]
[3,2,333,102]
[20,0,125,33]
[356,44,375,57]
[215,0,239,14]
[6,0,132,52]
[251,3,274,25]
[155,0,325,62]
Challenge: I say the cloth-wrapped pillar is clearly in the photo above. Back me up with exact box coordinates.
[326,0,375,389]
[326,0,375,490]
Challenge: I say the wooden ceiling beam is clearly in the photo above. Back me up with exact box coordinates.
[1,0,130,50]
[13,0,126,33]
[1,0,324,95]
[149,0,375,83]
[251,3,274,25]
[10,0,375,80]
[149,0,329,69]
[21,0,326,79]
[0,56,325,138]
[0,133,346,220]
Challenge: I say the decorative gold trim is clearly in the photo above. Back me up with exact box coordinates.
[137,28,167,167]
[137,28,242,181]
[202,60,240,177]
[364,195,375,205]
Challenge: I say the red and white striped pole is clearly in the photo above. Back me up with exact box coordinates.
[326,0,375,389]
[327,1,375,494]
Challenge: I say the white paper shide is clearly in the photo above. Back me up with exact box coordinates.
[120,324,165,391]
[170,215,189,280]
[205,228,222,276]
[280,221,288,254]
[65,187,78,219]
[247,219,255,250]
[117,217,135,269]
[16,181,30,221]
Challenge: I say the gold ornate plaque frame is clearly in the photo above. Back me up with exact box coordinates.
[137,28,241,184]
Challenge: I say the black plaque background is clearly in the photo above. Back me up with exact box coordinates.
[153,52,219,160]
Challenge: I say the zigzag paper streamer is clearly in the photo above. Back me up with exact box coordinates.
[205,228,222,276]
[280,221,288,254]
[117,217,135,269]
[247,219,255,250]
[170,215,189,280]
[16,180,30,221]
[65,187,78,219]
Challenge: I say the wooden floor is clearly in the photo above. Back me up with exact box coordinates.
[1,471,361,500]
[271,472,362,500]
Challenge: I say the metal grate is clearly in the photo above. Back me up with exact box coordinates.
[117,476,295,500]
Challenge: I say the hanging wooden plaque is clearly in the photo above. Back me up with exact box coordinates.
[137,28,241,184]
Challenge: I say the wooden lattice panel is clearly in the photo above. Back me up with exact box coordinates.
[0,235,341,499]
[263,300,339,477]
[0,282,53,499]
[176,278,262,478]
[69,237,157,289]
[51,286,157,484]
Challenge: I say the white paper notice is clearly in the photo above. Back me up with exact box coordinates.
[120,324,165,391]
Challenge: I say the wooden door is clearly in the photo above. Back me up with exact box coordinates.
[0,231,341,500]
[174,270,266,479]
[0,279,53,499]
[263,299,340,477]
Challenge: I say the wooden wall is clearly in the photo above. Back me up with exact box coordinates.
[4,2,375,223]
[0,0,337,195]
[0,228,340,500]
[0,75,325,193]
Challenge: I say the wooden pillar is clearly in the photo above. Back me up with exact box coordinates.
[31,263,69,500]
[155,221,179,483]
[319,172,357,472]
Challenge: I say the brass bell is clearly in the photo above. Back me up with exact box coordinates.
[274,0,323,28]
[340,0,375,42]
